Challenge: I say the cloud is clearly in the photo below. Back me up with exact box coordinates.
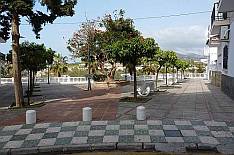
[145,25,207,55]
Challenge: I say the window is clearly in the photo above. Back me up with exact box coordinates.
[223,45,228,69]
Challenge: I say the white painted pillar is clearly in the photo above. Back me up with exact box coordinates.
[136,106,146,121]
[26,110,36,124]
[83,107,92,121]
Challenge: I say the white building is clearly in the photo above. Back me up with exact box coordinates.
[207,0,234,99]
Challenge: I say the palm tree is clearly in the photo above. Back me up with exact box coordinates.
[51,53,68,77]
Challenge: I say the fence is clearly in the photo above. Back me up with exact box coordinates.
[0,73,207,85]
[0,77,93,85]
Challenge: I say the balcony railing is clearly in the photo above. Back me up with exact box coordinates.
[211,2,228,26]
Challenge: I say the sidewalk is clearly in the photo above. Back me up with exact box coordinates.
[0,120,234,154]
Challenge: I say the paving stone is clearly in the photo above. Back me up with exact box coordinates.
[10,134,28,141]
[119,135,134,143]
[21,124,35,129]
[162,120,175,125]
[42,132,58,139]
[119,130,134,135]
[0,142,7,150]
[74,131,89,137]
[204,121,227,127]
[62,121,79,127]
[120,120,135,125]
[120,124,134,130]
[2,125,23,131]
[155,143,186,152]
[87,136,103,144]
[199,136,219,145]
[117,143,142,150]
[46,127,61,133]
[15,129,32,135]
[135,120,147,125]
[21,139,40,148]
[71,137,88,144]
[216,137,234,144]
[217,144,234,155]
[103,135,118,143]
[148,125,163,130]
[90,125,106,130]
[4,140,24,149]
[34,123,50,129]
[55,137,72,145]
[38,138,56,146]
[134,125,148,130]
[143,143,155,150]
[164,130,182,137]
[150,136,166,143]
[60,126,77,132]
[174,120,192,126]
[0,136,12,143]
[183,136,201,143]
[149,130,164,136]
[176,125,194,130]
[134,135,150,142]
[229,127,234,132]
[79,121,91,126]
[163,125,178,130]
[208,126,229,131]
[147,120,162,125]
[191,121,205,126]
[106,125,119,130]
[211,131,233,138]
[31,128,47,134]
[88,130,105,136]
[134,129,149,135]
[49,122,62,127]
[57,131,75,138]
[193,125,209,131]
[76,125,90,131]
[91,143,116,151]
[91,121,108,126]
[181,130,197,137]
[165,137,184,143]
[105,130,119,135]
[196,130,213,136]
[25,133,44,140]
[107,120,120,125]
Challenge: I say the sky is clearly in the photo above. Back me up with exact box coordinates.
[0,0,214,62]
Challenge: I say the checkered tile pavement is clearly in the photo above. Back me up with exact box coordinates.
[0,120,234,150]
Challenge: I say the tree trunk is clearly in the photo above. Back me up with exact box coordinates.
[47,66,50,84]
[12,13,24,107]
[108,63,117,81]
[165,67,168,85]
[133,66,137,100]
[155,66,162,91]
[176,68,179,82]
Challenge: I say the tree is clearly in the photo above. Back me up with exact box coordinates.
[164,51,177,85]
[180,60,190,79]
[0,0,77,107]
[107,37,157,99]
[51,53,68,77]
[174,59,183,82]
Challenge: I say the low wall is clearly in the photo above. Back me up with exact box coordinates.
[221,74,234,100]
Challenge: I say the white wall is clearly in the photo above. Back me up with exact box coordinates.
[228,21,234,77]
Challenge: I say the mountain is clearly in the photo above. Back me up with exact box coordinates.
[176,52,206,61]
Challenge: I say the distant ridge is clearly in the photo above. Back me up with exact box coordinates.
[176,52,206,61]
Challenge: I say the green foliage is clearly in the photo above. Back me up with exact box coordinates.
[67,66,88,77]
[51,53,68,77]
[93,74,107,82]
[0,0,77,39]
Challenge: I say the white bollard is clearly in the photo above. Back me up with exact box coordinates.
[136,106,146,120]
[83,107,92,121]
[26,110,36,124]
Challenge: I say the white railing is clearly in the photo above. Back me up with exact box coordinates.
[0,77,93,85]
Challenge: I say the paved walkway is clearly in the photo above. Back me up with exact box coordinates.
[0,87,120,126]
[118,79,234,121]
[0,120,234,154]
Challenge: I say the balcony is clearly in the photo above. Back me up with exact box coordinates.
[210,2,230,35]
[218,0,234,13]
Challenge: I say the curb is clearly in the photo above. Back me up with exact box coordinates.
[0,143,221,155]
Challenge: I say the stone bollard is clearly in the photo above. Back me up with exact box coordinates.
[83,107,92,121]
[136,106,146,120]
[26,110,36,124]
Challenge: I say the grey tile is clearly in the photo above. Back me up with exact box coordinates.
[120,124,134,130]
[147,120,162,125]
[46,127,61,133]
[55,137,72,145]
[88,130,105,136]
[193,125,209,131]
[199,136,219,145]
[91,121,108,126]
[31,128,47,134]
[2,125,23,131]
[34,123,50,128]
[149,130,164,136]
[162,120,175,125]
[181,130,197,137]
[134,129,149,135]
[71,137,88,144]
[74,131,89,137]
[0,135,12,143]
[87,136,103,144]
[134,135,150,142]
[4,140,24,149]
[49,122,62,127]
[191,121,205,126]
[38,138,56,146]
[106,125,120,130]
[60,126,77,132]
[119,135,134,143]
[21,140,40,148]
[211,131,233,138]
[62,121,79,127]
[196,131,213,136]
[148,125,163,130]
[105,130,119,135]
[174,120,192,126]
[183,136,201,143]
[76,125,90,131]
[208,126,229,131]
[42,132,58,139]
[163,125,178,130]
[107,120,120,125]
[90,125,106,130]
[57,131,75,138]
[10,134,28,141]
[79,121,91,126]
[176,125,194,130]
[165,137,184,143]
[15,129,32,135]
[119,130,134,135]
[21,124,35,129]
[103,135,118,143]
[150,136,166,143]
[25,133,44,140]
[164,130,182,137]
